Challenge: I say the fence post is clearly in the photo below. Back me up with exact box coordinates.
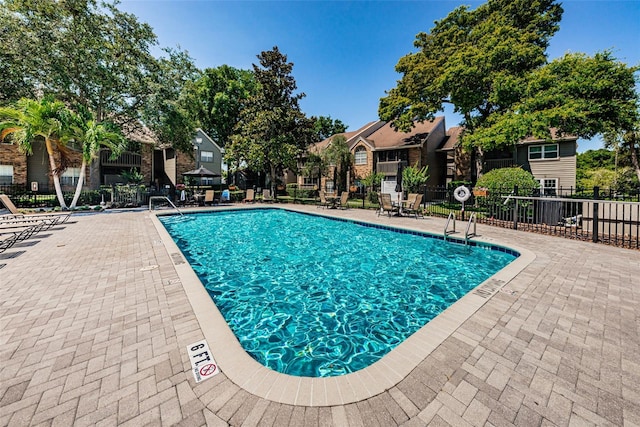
[512,186,519,230]
[592,186,599,243]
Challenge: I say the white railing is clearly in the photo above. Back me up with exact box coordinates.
[149,196,183,216]
[465,213,477,245]
[444,212,456,240]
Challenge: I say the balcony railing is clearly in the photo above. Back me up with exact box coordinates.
[100,150,142,167]
[484,158,516,172]
[376,161,404,175]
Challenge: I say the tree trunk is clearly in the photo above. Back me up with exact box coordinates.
[45,138,68,209]
[474,146,485,181]
[627,134,640,183]
[269,164,277,195]
[70,159,87,208]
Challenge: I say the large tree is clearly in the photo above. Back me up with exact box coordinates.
[311,116,348,141]
[603,124,640,185]
[380,0,562,131]
[227,46,315,190]
[185,65,258,147]
[141,48,199,153]
[467,52,639,151]
[379,0,639,177]
[1,0,197,148]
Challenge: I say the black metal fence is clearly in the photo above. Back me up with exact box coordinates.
[0,183,165,209]
[419,185,640,250]
[3,182,638,249]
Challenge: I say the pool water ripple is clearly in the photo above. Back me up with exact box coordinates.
[160,209,516,377]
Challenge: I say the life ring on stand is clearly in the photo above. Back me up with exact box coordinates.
[454,185,471,202]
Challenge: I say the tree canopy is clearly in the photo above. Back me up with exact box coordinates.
[380,0,563,133]
[311,115,348,141]
[184,65,258,148]
[379,0,639,170]
[0,0,197,150]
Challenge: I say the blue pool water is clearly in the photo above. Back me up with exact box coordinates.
[160,209,517,377]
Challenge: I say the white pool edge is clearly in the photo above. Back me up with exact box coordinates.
[150,206,535,406]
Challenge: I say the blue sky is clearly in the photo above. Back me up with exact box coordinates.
[120,0,640,152]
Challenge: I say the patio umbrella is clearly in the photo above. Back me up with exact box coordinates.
[182,166,221,178]
[182,166,221,186]
[395,162,404,205]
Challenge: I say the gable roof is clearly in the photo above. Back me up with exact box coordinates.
[364,116,444,150]
[517,128,578,145]
[118,120,158,145]
[437,126,577,151]
[194,128,224,153]
[310,121,383,153]
[437,126,463,152]
[310,117,446,153]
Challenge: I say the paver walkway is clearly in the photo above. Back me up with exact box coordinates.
[1,205,639,426]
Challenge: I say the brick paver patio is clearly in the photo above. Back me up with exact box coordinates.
[1,205,639,426]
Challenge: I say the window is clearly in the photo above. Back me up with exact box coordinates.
[200,151,214,162]
[528,144,558,160]
[303,177,318,186]
[60,167,81,186]
[0,165,13,185]
[201,177,214,186]
[354,147,367,165]
[536,178,558,196]
[325,180,334,193]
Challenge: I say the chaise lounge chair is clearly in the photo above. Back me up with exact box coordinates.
[204,190,216,206]
[0,194,72,224]
[262,189,274,203]
[560,214,582,228]
[244,189,255,203]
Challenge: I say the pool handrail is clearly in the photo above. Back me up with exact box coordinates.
[444,211,456,240]
[465,213,477,245]
[149,196,184,216]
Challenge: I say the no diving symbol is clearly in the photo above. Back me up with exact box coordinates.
[199,363,217,377]
[187,339,220,382]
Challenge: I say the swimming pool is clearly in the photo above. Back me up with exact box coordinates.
[160,208,518,377]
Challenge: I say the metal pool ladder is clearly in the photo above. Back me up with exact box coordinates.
[444,212,456,240]
[149,196,184,216]
[464,213,477,245]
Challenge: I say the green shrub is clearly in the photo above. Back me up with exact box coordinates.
[475,167,538,193]
[286,184,315,198]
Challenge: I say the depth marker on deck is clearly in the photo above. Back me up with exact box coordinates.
[187,339,219,382]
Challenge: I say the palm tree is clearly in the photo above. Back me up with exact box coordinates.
[68,114,126,208]
[0,97,75,209]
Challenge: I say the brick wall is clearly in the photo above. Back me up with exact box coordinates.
[0,143,27,185]
[0,142,85,188]
[141,144,153,185]
[176,149,195,185]
[352,142,373,181]
[407,148,422,168]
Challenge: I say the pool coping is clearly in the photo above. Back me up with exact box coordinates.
[150,205,535,406]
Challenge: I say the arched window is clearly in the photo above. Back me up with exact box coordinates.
[354,146,367,165]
